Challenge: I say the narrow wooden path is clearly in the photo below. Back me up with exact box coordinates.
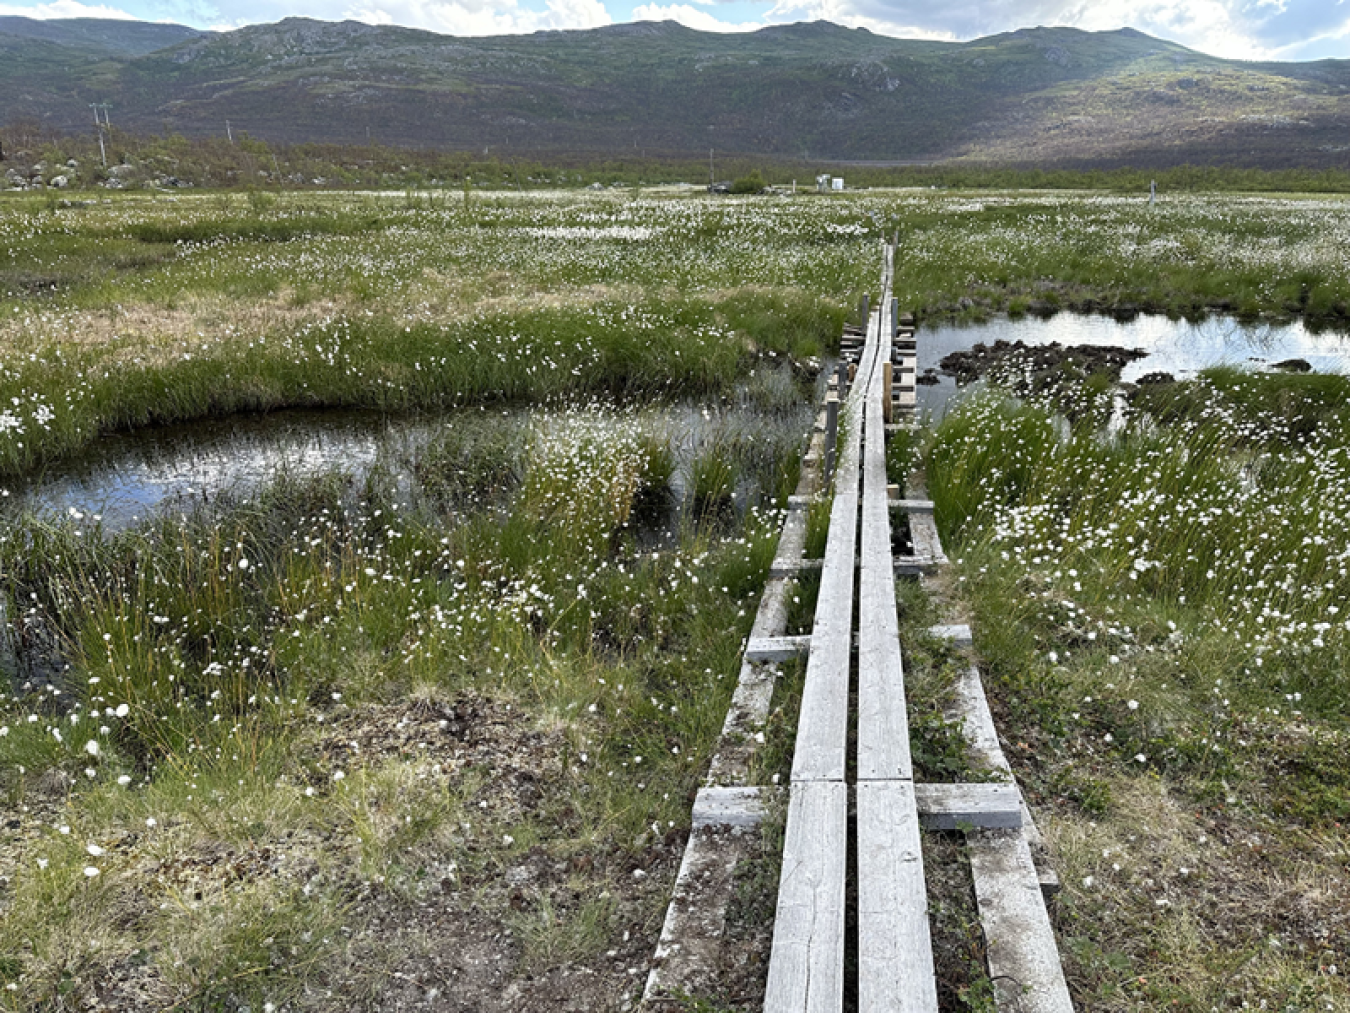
[644,243,1074,1012]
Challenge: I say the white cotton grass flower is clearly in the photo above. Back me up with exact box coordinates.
[84,740,99,757]
[83,867,99,878]
[86,844,104,857]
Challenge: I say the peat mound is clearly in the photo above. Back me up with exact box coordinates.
[940,339,1148,385]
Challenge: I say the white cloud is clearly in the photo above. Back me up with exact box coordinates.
[769,0,1350,60]
[630,2,760,30]
[0,0,139,17]
[342,0,608,34]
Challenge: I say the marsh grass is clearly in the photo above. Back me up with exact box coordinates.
[0,192,857,479]
[0,389,799,1007]
[926,369,1350,1007]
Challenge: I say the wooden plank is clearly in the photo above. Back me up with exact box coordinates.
[707,379,828,786]
[791,311,874,785]
[644,821,764,1001]
[908,512,947,564]
[968,830,1075,1013]
[769,558,824,578]
[764,782,848,1013]
[894,555,941,576]
[950,665,1009,774]
[888,499,935,513]
[857,287,913,782]
[914,782,1021,830]
[746,635,812,663]
[857,782,939,1013]
[692,786,765,828]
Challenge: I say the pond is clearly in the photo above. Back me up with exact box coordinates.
[0,367,819,537]
[916,313,1350,417]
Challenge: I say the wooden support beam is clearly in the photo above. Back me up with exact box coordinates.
[692,786,766,828]
[882,360,894,424]
[888,499,935,513]
[894,555,941,576]
[769,558,824,578]
[908,513,947,564]
[913,782,1021,830]
[643,819,764,1001]
[968,831,1075,1013]
[745,635,812,663]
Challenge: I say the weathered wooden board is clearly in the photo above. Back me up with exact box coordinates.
[764,782,849,1013]
[692,786,766,828]
[790,305,877,784]
[857,782,940,1013]
[857,291,913,782]
[908,512,947,563]
[769,558,825,578]
[894,555,941,576]
[968,830,1075,1013]
[950,665,1010,774]
[888,498,935,513]
[643,821,763,1002]
[745,635,813,663]
[914,782,1021,830]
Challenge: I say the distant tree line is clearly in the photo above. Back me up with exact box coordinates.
[5,119,1350,195]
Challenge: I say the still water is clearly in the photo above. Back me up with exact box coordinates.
[5,313,1350,528]
[917,313,1350,416]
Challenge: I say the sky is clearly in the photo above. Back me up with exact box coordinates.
[3,0,1350,61]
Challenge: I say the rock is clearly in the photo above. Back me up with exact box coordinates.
[49,175,69,188]
[916,369,941,386]
[1271,358,1312,373]
[1136,371,1176,385]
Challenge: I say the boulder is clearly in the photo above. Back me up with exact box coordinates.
[1271,358,1313,373]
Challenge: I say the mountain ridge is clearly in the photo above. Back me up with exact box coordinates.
[2,16,1350,167]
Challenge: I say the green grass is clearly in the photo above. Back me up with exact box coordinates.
[0,388,804,1007]
[925,368,1350,1009]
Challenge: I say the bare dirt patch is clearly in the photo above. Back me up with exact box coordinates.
[6,693,687,1011]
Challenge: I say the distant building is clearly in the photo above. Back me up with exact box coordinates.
[832,177,844,192]
[816,173,831,193]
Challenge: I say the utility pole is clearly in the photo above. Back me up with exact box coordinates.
[709,148,714,188]
[90,103,110,167]
[226,119,234,144]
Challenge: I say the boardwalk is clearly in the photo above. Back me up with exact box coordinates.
[645,243,1074,1012]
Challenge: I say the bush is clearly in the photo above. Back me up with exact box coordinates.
[730,170,765,195]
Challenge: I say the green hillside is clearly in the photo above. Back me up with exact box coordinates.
[3,16,1350,166]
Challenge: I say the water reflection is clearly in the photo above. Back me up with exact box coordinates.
[0,377,818,534]
[917,313,1350,418]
